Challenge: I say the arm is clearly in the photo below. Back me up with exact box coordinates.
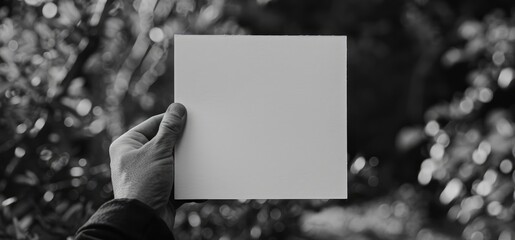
[75,199,174,240]
[75,103,187,239]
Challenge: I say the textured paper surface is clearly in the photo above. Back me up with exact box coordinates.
[174,35,347,199]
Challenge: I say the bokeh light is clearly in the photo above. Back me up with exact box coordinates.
[2,1,515,239]
[42,2,58,18]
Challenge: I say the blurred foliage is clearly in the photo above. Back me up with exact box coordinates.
[0,0,515,239]
[415,11,515,240]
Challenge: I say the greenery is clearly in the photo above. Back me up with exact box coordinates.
[0,0,514,239]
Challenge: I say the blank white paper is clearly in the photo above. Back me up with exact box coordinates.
[174,35,347,199]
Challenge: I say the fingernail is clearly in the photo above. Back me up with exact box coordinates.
[168,103,186,118]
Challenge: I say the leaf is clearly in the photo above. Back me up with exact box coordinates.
[12,217,26,240]
[62,203,83,223]
[13,171,39,186]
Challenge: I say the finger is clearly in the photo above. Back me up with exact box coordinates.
[155,103,187,146]
[170,185,207,209]
[123,113,164,143]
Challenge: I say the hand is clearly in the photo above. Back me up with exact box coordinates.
[109,103,186,231]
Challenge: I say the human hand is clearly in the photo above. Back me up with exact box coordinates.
[109,103,186,231]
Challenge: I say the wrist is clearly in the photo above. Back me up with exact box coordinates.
[156,203,176,231]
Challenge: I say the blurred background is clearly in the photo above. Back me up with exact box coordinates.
[1,0,515,239]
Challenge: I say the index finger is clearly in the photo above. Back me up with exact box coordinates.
[123,113,164,142]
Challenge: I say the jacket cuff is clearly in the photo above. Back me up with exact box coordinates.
[78,198,174,240]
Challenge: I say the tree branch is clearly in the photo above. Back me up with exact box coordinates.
[53,0,114,102]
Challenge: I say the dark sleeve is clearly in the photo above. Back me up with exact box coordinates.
[75,199,174,240]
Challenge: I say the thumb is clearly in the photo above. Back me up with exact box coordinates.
[155,103,187,146]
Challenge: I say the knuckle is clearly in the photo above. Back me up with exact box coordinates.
[151,139,174,157]
[108,140,127,166]
[109,142,118,157]
[109,157,118,171]
[162,120,183,135]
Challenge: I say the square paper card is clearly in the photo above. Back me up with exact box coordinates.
[174,35,347,199]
